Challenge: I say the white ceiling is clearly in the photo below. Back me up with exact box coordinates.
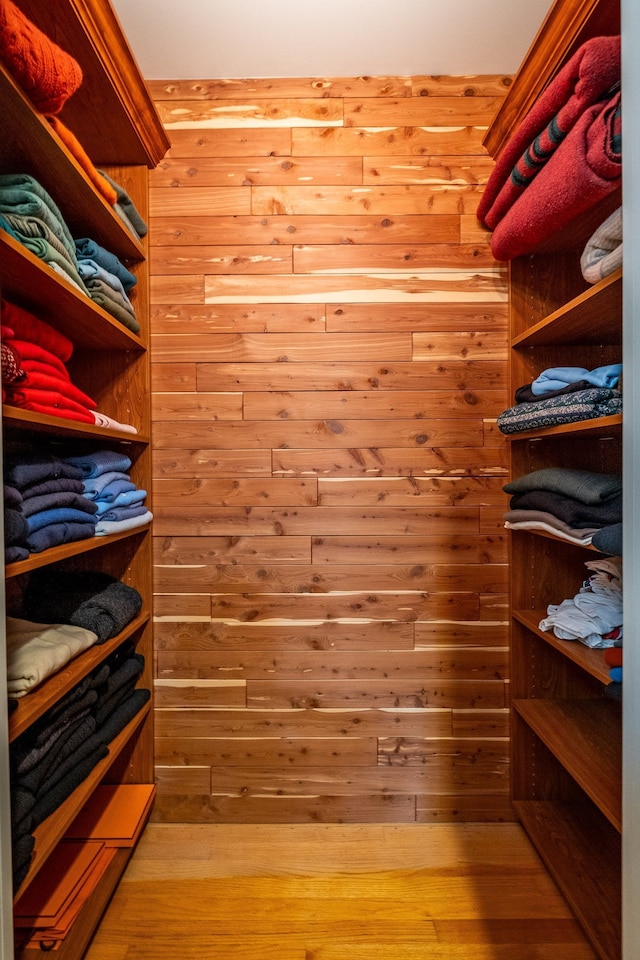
[111,0,553,80]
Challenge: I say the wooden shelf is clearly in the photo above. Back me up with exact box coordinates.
[514,799,621,960]
[2,406,149,444]
[512,269,622,348]
[4,521,152,580]
[512,609,615,683]
[505,413,622,442]
[0,234,144,352]
[1,1,161,953]
[13,0,170,168]
[513,698,621,829]
[487,1,622,956]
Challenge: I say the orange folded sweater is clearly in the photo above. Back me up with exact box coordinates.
[47,117,118,206]
[0,0,82,114]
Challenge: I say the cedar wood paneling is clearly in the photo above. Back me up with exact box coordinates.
[148,74,511,823]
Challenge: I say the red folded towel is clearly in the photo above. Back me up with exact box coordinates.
[2,300,73,361]
[0,0,82,114]
[478,35,620,229]
[490,92,621,261]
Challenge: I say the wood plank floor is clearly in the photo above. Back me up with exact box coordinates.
[85,822,597,959]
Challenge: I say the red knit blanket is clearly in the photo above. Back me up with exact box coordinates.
[478,34,620,230]
[490,91,621,261]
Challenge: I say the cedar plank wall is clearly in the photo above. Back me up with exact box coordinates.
[147,74,512,823]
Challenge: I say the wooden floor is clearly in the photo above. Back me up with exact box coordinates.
[85,822,597,959]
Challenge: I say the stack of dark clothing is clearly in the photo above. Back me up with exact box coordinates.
[4,454,97,561]
[503,467,622,552]
[497,363,622,435]
[2,299,97,423]
[21,568,143,644]
[10,641,149,893]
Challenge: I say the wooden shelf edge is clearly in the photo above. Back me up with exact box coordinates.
[514,799,621,960]
[505,413,621,442]
[0,234,145,353]
[3,405,149,444]
[511,269,622,348]
[17,701,152,894]
[513,698,621,830]
[512,609,614,683]
[4,522,152,580]
[9,613,151,742]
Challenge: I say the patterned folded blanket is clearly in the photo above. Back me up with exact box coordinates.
[497,387,622,434]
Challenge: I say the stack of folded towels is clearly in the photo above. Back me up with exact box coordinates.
[503,467,622,551]
[63,449,152,535]
[497,363,622,435]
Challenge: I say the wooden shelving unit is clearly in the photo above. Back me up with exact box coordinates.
[0,2,169,957]
[483,1,622,957]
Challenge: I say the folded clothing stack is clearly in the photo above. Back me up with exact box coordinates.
[4,454,97,558]
[2,299,97,422]
[21,568,143,644]
[476,35,621,260]
[581,206,622,283]
[75,237,140,333]
[503,467,622,550]
[539,555,623,649]
[498,363,622,435]
[9,640,149,893]
[63,449,152,535]
[0,173,87,290]
[6,616,98,698]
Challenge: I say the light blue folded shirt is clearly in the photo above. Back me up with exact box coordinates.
[531,363,622,396]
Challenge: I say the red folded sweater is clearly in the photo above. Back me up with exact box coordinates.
[0,0,83,114]
[6,368,96,408]
[2,300,73,361]
[8,340,69,379]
